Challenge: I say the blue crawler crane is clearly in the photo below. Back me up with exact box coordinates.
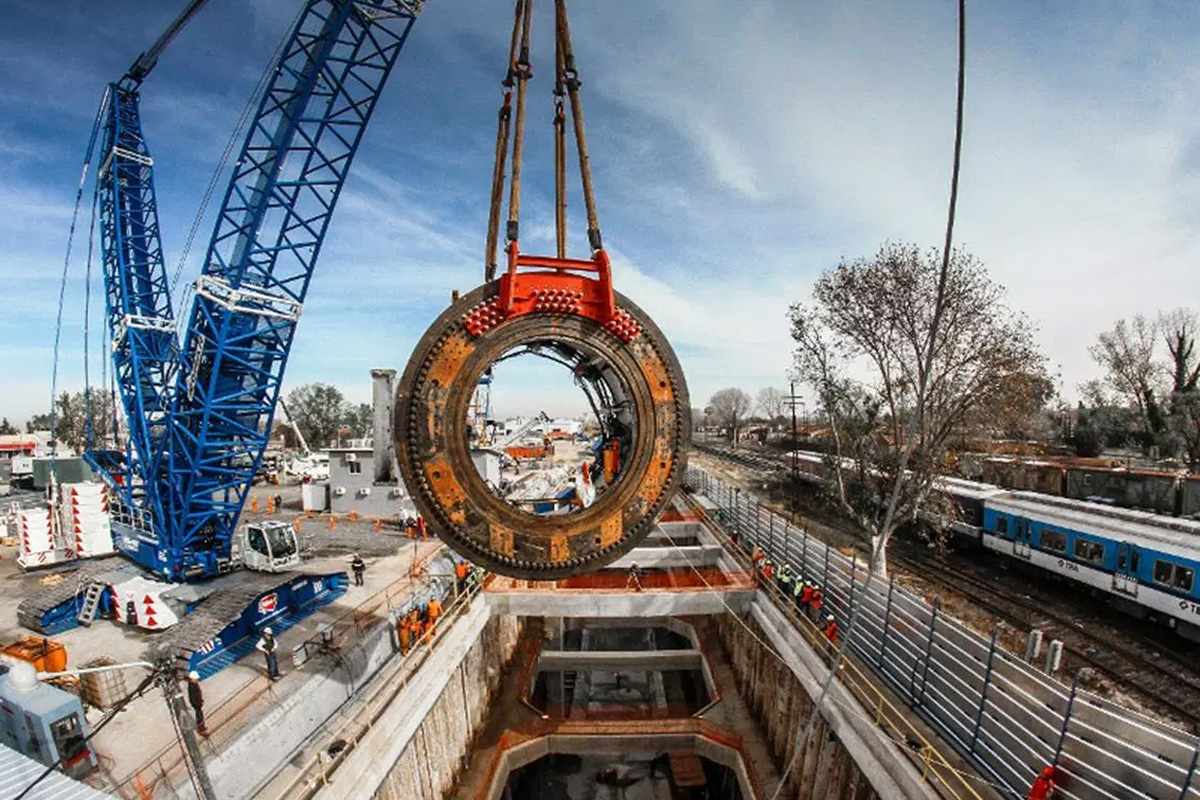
[21,0,425,676]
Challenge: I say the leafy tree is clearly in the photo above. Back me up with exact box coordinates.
[708,388,752,443]
[755,387,787,427]
[50,391,119,454]
[344,402,373,439]
[286,383,348,449]
[0,418,16,436]
[791,242,1046,575]
[25,413,55,433]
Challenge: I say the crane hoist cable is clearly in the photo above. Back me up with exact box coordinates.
[396,0,691,579]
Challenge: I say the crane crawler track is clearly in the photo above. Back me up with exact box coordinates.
[396,282,689,579]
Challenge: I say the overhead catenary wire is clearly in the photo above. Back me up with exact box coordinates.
[767,2,968,797]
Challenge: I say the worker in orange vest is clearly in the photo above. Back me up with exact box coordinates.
[417,516,428,541]
[762,561,775,581]
[454,561,470,596]
[1027,766,1056,800]
[823,614,840,645]
[427,595,443,623]
[809,587,824,622]
[422,617,434,645]
[398,616,412,655]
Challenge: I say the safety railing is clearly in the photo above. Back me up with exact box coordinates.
[682,489,989,800]
[108,545,451,799]
[265,575,486,800]
[689,467,1200,800]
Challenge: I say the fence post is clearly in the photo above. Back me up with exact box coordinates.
[1177,741,1200,800]
[911,597,940,706]
[877,576,896,668]
[1052,670,1084,767]
[969,626,1001,754]
[847,554,859,623]
[822,541,831,590]
[768,511,775,559]
[801,529,809,582]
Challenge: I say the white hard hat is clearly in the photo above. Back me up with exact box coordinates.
[188,671,200,681]
[263,627,273,635]
[826,614,834,622]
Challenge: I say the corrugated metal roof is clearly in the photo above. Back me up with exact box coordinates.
[0,743,112,800]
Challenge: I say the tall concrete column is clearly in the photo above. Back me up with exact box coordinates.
[371,369,396,484]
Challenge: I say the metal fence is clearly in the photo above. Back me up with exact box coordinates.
[689,467,1200,800]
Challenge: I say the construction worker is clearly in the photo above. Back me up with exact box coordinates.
[427,595,443,624]
[186,671,207,736]
[125,599,138,627]
[777,563,793,594]
[274,493,283,513]
[1027,766,1057,800]
[455,560,470,596]
[809,586,824,622]
[398,614,412,655]
[627,563,645,592]
[761,560,775,587]
[792,577,806,608]
[256,627,281,681]
[416,515,428,541]
[350,553,366,587]
[823,614,840,645]
[751,545,765,567]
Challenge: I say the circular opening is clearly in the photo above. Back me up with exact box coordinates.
[465,341,635,517]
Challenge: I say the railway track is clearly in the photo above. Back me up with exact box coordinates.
[691,442,1200,727]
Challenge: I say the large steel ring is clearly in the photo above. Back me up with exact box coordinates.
[395,281,690,579]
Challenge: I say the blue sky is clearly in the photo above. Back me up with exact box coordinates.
[3,0,1200,424]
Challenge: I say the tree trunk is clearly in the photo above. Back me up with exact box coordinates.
[869,533,889,577]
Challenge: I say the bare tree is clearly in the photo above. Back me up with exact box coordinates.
[708,388,752,444]
[791,242,1046,575]
[1160,308,1200,468]
[1087,315,1164,433]
[756,387,787,427]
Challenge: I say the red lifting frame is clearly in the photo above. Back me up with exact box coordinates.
[498,240,615,323]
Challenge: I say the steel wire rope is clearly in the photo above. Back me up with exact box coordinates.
[82,177,101,450]
[485,0,526,280]
[167,8,297,308]
[767,2,968,797]
[50,89,111,458]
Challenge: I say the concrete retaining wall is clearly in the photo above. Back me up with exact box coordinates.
[361,612,521,800]
[717,604,939,800]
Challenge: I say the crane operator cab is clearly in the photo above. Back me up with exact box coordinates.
[237,520,301,572]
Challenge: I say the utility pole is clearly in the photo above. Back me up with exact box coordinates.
[156,660,217,800]
[787,382,800,522]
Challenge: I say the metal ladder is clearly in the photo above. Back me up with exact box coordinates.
[76,583,104,626]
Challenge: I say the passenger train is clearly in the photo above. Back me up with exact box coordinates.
[787,451,1200,641]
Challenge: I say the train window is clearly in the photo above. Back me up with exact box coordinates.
[1041,530,1067,553]
[1153,560,1195,593]
[1073,539,1104,564]
[994,516,1008,535]
[1132,551,1140,572]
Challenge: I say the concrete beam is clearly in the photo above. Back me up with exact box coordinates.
[611,545,724,568]
[484,588,753,618]
[536,649,703,673]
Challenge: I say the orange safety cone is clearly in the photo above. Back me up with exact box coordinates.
[266,498,275,514]
[292,517,301,533]
[349,510,359,522]
[328,515,336,530]
[251,496,260,513]
[374,519,382,533]
[306,509,313,519]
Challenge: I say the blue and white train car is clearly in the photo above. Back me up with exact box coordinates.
[979,491,1200,639]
